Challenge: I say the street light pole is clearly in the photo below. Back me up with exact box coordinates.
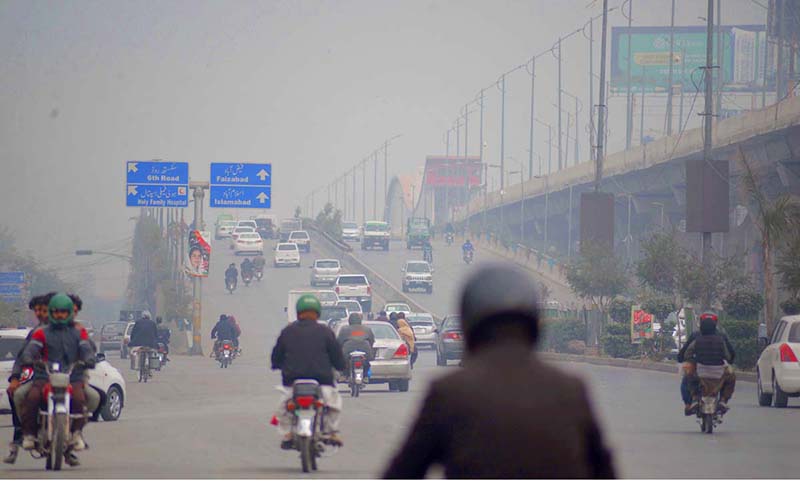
[701,0,715,269]
[666,0,676,136]
[528,58,536,180]
[373,151,378,220]
[189,181,208,356]
[499,73,506,191]
[557,36,563,170]
[625,0,634,150]
[595,0,610,191]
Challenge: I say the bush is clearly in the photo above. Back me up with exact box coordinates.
[724,319,760,370]
[641,295,676,323]
[780,298,800,315]
[542,319,586,353]
[608,299,633,324]
[722,290,764,321]
[600,323,639,359]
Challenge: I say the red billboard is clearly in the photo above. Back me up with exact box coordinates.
[424,156,482,187]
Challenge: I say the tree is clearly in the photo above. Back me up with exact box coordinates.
[566,242,629,318]
[636,231,684,296]
[776,231,800,299]
[740,153,797,336]
[315,203,343,241]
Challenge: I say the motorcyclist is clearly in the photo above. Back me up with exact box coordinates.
[226,315,242,353]
[680,313,736,414]
[271,295,346,448]
[4,293,54,464]
[444,223,455,235]
[336,313,376,380]
[156,317,171,362]
[252,254,266,276]
[225,263,238,289]
[462,239,474,258]
[240,258,254,282]
[18,294,96,462]
[676,312,736,415]
[211,314,238,356]
[422,239,433,264]
[383,264,616,478]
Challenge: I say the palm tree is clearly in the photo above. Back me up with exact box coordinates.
[740,153,796,337]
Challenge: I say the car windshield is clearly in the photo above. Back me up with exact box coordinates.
[290,232,309,239]
[320,306,347,320]
[316,261,339,268]
[0,337,25,361]
[342,222,358,229]
[316,292,337,302]
[255,219,272,228]
[338,301,361,311]
[277,244,297,251]
[338,276,367,285]
[365,224,387,232]
[386,304,410,312]
[367,323,400,340]
[443,317,462,330]
[406,263,430,273]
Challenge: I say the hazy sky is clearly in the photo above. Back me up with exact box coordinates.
[0,0,765,300]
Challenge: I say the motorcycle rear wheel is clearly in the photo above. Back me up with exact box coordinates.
[299,437,311,473]
[50,412,67,471]
[701,413,713,434]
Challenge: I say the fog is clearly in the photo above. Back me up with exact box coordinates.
[0,0,764,302]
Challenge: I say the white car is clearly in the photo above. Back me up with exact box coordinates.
[288,230,311,252]
[229,226,255,249]
[215,220,237,239]
[310,259,341,286]
[756,315,800,408]
[236,219,258,230]
[402,260,434,294]
[274,242,301,267]
[234,232,264,255]
[341,221,361,242]
[0,329,126,421]
[407,312,436,348]
[337,299,363,315]
[286,289,340,323]
[383,302,412,318]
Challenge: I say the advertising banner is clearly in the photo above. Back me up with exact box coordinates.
[631,305,655,343]
[185,230,211,278]
[424,156,482,187]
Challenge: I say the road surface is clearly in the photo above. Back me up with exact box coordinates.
[1,236,798,478]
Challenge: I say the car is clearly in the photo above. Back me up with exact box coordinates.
[361,221,390,251]
[407,313,436,348]
[120,321,136,359]
[320,305,349,329]
[99,321,128,351]
[310,259,341,287]
[334,321,411,392]
[236,219,258,230]
[233,232,264,255]
[402,260,434,293]
[285,289,340,323]
[215,220,237,240]
[336,299,363,315]
[756,315,800,408]
[435,315,464,366]
[0,329,127,421]
[229,226,256,248]
[254,217,275,239]
[341,221,361,242]
[334,274,372,312]
[383,302,412,318]
[288,230,311,252]
[274,242,301,267]
[279,218,303,242]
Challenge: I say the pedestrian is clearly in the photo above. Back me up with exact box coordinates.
[383,263,616,479]
[395,313,417,369]
[388,312,399,329]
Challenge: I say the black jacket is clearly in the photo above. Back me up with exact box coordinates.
[383,342,616,479]
[271,319,346,386]
[21,323,95,383]
[225,267,238,280]
[677,331,736,364]
[129,318,158,348]
[337,324,376,359]
[211,319,238,341]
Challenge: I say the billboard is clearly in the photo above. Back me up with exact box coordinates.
[685,159,730,233]
[631,305,655,343]
[610,25,770,94]
[185,230,211,278]
[424,156,482,187]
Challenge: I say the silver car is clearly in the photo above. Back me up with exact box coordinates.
[406,313,436,348]
[310,259,341,286]
[336,321,411,392]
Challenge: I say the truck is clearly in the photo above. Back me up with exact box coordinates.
[278,218,303,242]
[361,221,390,251]
[405,217,431,249]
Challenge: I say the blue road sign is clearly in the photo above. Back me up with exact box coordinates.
[0,284,22,296]
[209,163,272,209]
[126,161,189,207]
[0,272,24,284]
[0,295,23,304]
[210,186,271,208]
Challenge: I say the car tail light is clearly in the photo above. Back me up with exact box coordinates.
[367,286,372,295]
[295,396,315,409]
[780,343,798,362]
[444,332,461,341]
[354,360,363,368]
[335,286,340,294]
[393,343,409,358]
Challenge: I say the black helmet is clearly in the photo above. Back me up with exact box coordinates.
[459,263,541,351]
[348,313,363,325]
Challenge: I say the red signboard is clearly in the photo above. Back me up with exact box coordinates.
[424,156,482,187]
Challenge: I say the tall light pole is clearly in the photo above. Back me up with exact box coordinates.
[527,58,536,180]
[188,181,208,356]
[624,0,634,150]
[595,0,610,191]
[701,0,715,268]
[666,0,676,136]
[509,169,525,245]
[562,89,583,165]
[373,150,378,220]
[499,73,507,190]
[557,36,564,170]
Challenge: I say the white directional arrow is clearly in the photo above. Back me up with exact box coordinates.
[127,185,138,196]
[256,192,269,204]
[127,162,138,173]
[256,169,269,181]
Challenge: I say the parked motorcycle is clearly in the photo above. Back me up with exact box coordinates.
[216,340,234,368]
[286,380,325,473]
[696,376,726,434]
[348,351,367,398]
[463,250,474,264]
[445,232,454,245]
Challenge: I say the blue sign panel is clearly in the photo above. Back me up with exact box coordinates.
[0,272,24,284]
[210,186,271,208]
[209,163,272,209]
[126,161,189,207]
[0,284,22,296]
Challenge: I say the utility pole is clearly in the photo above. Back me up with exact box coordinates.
[702,0,715,268]
[383,140,388,220]
[588,18,595,162]
[640,66,647,144]
[528,58,536,181]
[761,4,769,108]
[679,47,687,132]
[373,151,378,219]
[716,0,723,116]
[500,74,506,190]
[352,168,356,220]
[557,36,564,170]
[362,160,366,223]
[595,0,610,191]
[188,181,208,356]
[666,0,676,136]
[625,0,634,150]
[777,0,786,100]
[479,89,485,163]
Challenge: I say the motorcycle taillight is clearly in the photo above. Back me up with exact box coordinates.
[354,360,363,368]
[223,344,230,349]
[295,395,315,409]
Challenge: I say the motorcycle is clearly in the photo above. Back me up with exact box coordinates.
[696,375,726,434]
[254,267,264,282]
[216,340,234,368]
[286,380,325,473]
[347,351,367,398]
[445,232,454,245]
[155,342,169,370]
[463,249,474,264]
[29,362,84,471]
[242,270,253,287]
[225,277,237,294]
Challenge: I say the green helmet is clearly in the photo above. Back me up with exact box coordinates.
[295,294,321,316]
[48,293,74,325]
